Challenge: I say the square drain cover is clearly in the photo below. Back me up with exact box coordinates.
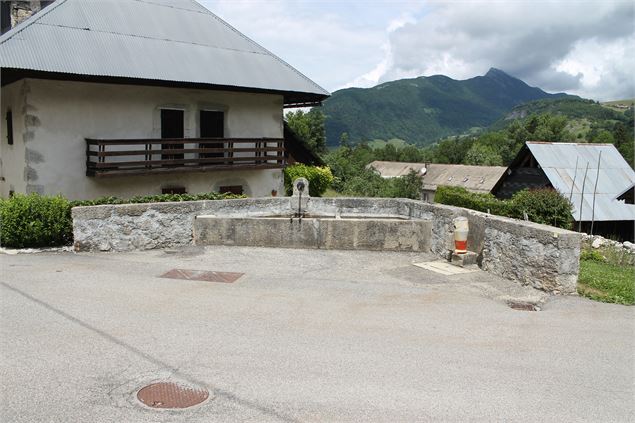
[159,268,244,283]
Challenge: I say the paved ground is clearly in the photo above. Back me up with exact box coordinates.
[1,246,633,422]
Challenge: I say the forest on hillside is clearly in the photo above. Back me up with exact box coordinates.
[286,103,634,198]
[320,68,571,147]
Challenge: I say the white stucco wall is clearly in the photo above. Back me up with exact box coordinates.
[1,78,285,199]
[0,80,28,197]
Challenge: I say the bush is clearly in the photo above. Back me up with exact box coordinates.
[434,186,515,216]
[69,191,244,207]
[380,169,423,199]
[511,188,573,228]
[435,186,573,229]
[0,191,245,249]
[580,249,605,262]
[0,193,73,248]
[283,164,334,196]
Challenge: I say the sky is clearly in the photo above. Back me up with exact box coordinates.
[201,0,635,101]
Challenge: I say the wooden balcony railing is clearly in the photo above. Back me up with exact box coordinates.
[86,138,286,177]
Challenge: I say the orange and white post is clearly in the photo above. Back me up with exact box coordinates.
[453,217,469,254]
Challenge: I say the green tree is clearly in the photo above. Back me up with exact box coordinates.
[463,143,503,166]
[339,132,350,148]
[398,145,424,162]
[592,129,614,144]
[526,114,572,142]
[434,136,474,164]
[285,108,327,155]
[475,131,519,164]
[613,121,634,167]
[375,143,400,161]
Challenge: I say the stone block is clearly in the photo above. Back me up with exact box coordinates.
[451,251,478,267]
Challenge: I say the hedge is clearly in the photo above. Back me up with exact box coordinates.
[283,164,334,197]
[0,191,244,249]
[435,186,573,229]
[0,194,73,248]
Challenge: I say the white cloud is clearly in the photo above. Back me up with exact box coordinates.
[200,1,634,100]
[361,0,635,100]
[200,0,392,92]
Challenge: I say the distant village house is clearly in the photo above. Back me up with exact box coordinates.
[368,161,507,202]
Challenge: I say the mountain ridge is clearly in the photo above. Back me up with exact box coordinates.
[322,68,575,147]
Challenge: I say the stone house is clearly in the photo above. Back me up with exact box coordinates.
[0,0,328,199]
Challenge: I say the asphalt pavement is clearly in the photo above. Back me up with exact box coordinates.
[1,246,633,422]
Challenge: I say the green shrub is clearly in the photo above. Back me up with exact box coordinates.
[434,186,515,216]
[69,191,243,207]
[511,188,573,228]
[0,193,73,248]
[380,169,423,199]
[580,249,605,262]
[283,164,334,196]
[435,186,573,229]
[1,191,245,249]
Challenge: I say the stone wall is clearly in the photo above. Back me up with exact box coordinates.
[194,216,431,252]
[72,198,289,252]
[72,197,582,293]
[407,200,581,293]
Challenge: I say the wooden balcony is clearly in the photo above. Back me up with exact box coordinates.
[86,138,285,177]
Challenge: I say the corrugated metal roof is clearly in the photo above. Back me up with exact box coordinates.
[0,0,328,101]
[527,142,635,222]
[368,161,507,193]
[368,161,427,178]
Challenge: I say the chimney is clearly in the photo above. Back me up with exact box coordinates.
[1,1,54,34]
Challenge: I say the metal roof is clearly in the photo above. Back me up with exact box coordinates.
[526,142,635,222]
[368,161,427,178]
[368,161,507,194]
[0,0,329,104]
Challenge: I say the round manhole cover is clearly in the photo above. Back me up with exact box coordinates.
[137,382,209,409]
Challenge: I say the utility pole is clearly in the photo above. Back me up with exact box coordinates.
[569,157,579,202]
[590,151,602,235]
[578,162,590,233]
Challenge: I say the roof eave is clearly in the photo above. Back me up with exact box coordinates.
[0,68,329,106]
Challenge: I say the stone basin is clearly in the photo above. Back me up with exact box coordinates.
[193,215,431,251]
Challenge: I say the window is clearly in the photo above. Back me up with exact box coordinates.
[200,110,224,160]
[160,109,184,163]
[6,110,13,145]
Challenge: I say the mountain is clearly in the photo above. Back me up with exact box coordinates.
[490,97,632,136]
[322,68,572,147]
[498,97,627,123]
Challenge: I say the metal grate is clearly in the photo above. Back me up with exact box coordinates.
[159,268,244,283]
[507,301,540,311]
[137,382,209,409]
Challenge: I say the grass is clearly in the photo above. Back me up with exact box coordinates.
[601,98,634,112]
[577,252,634,305]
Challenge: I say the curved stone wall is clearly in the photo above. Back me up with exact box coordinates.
[72,197,581,293]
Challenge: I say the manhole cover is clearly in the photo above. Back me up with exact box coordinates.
[159,268,244,283]
[507,301,540,311]
[137,382,209,409]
